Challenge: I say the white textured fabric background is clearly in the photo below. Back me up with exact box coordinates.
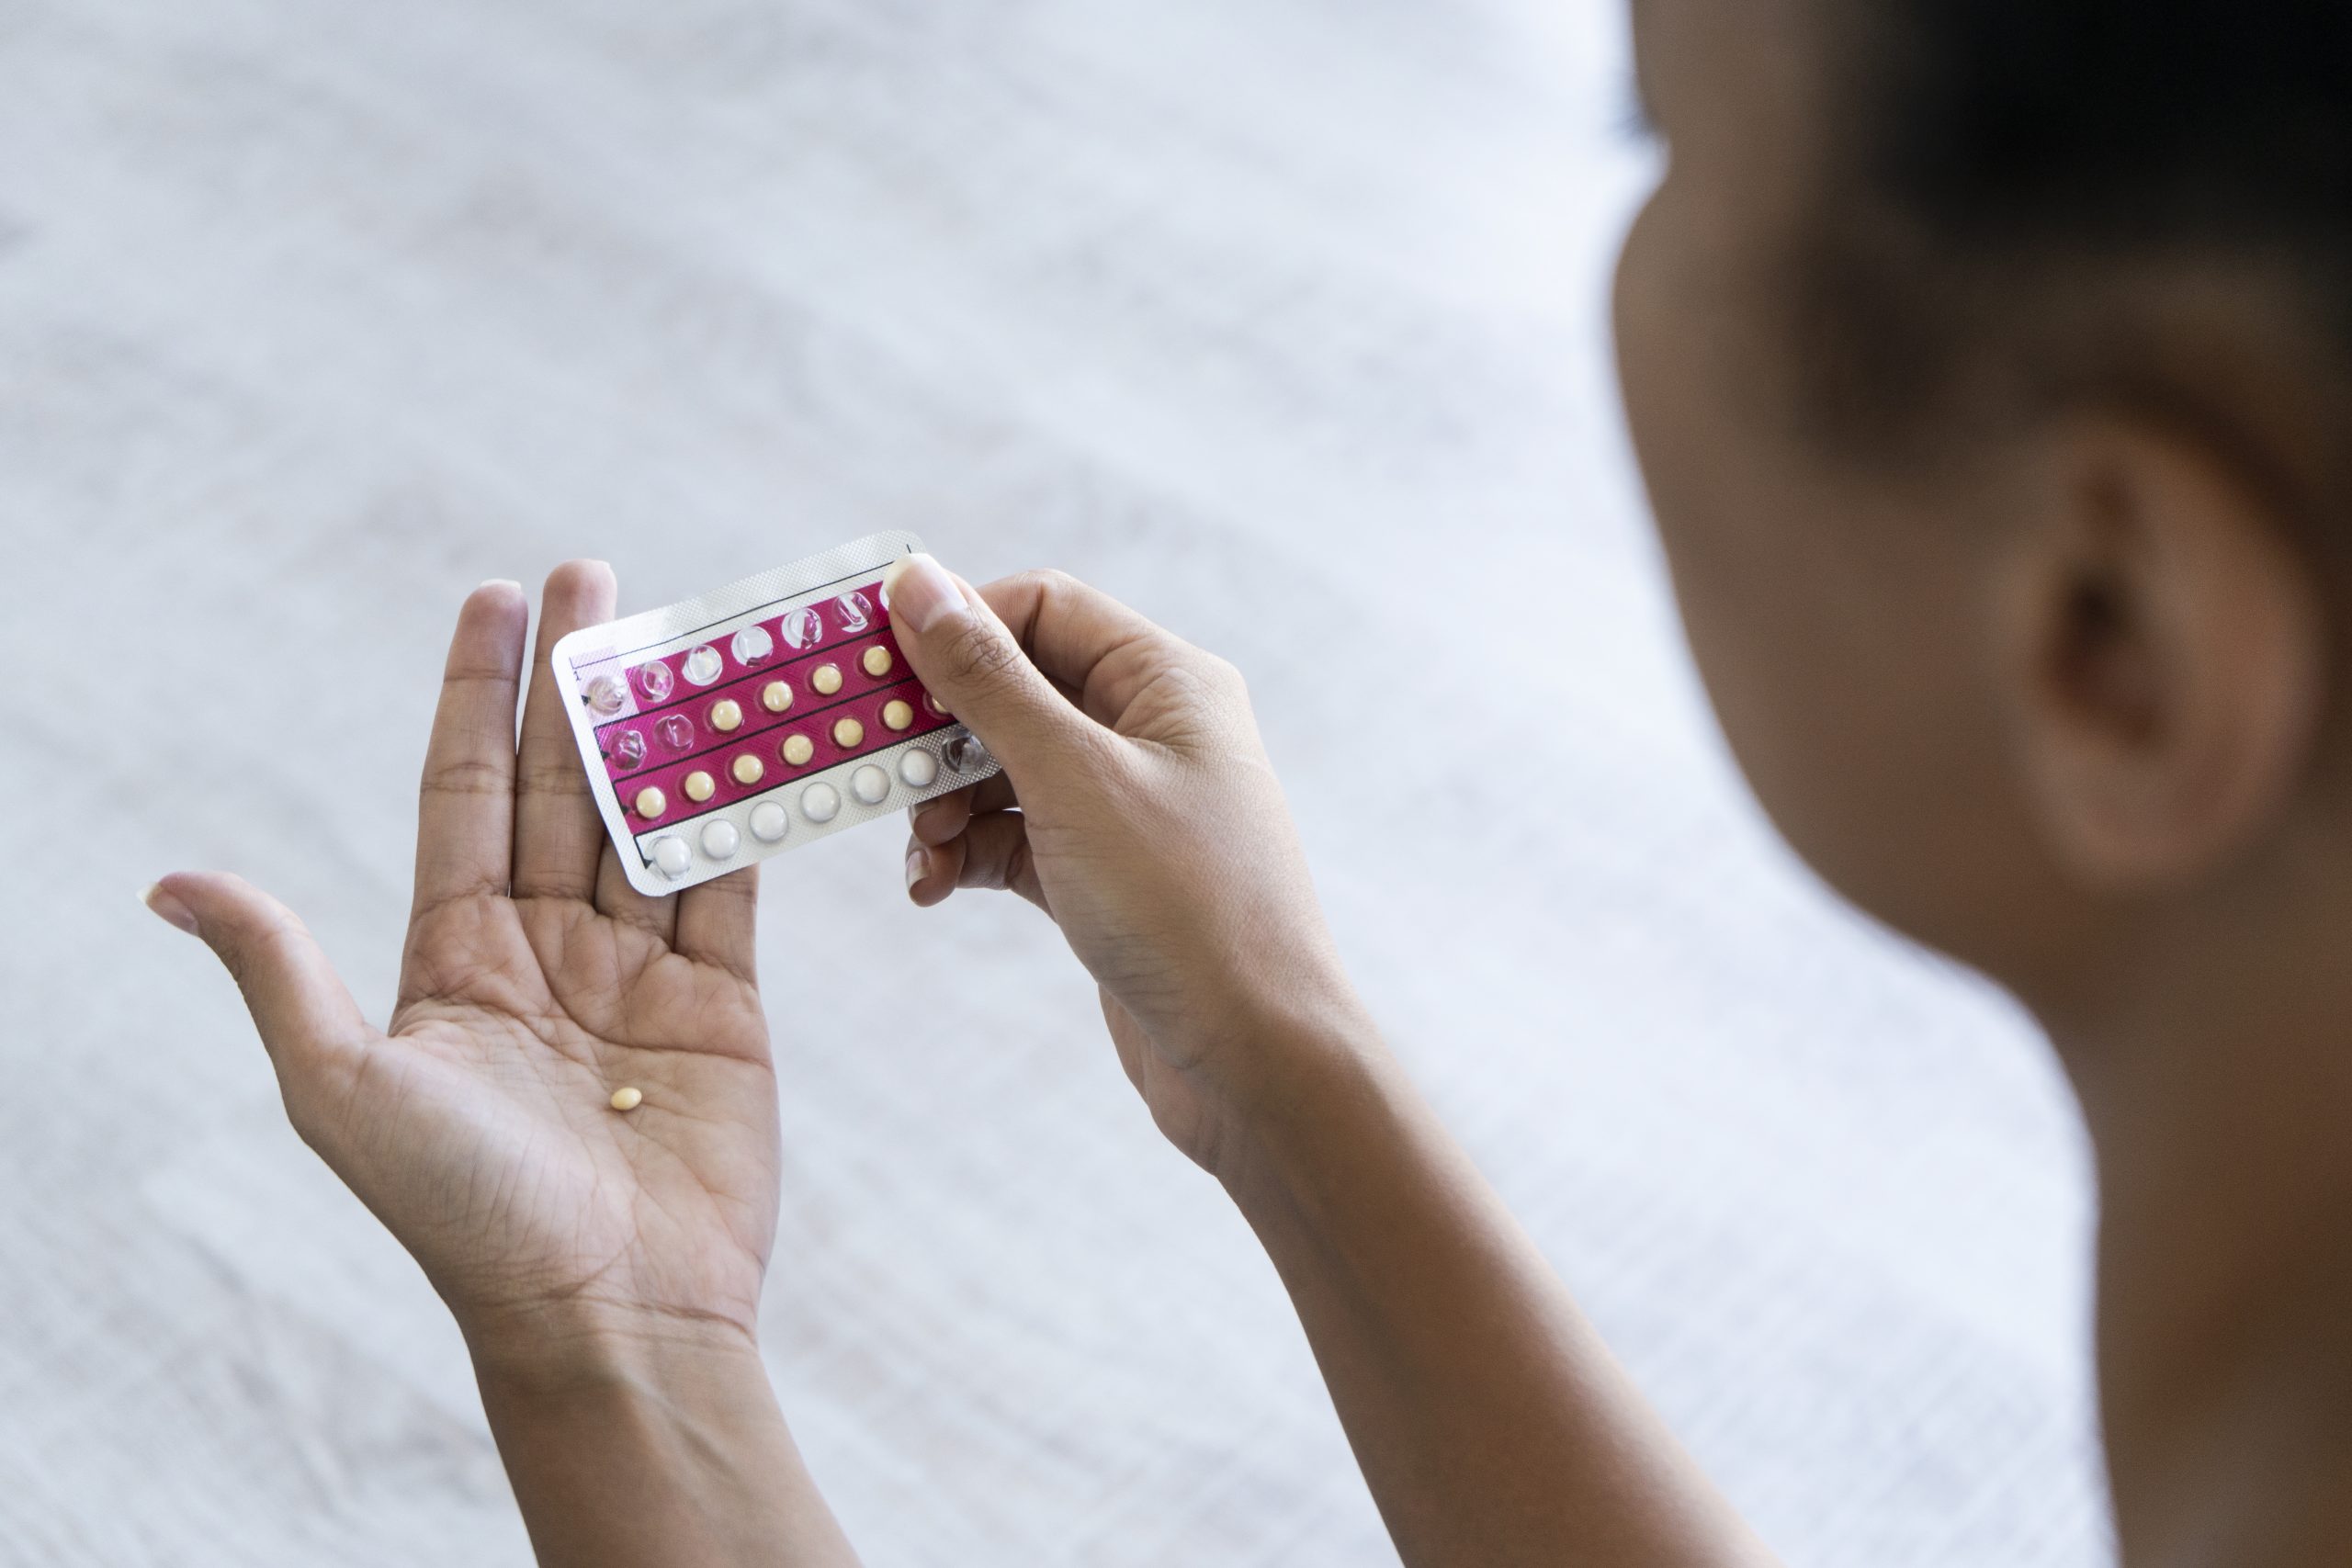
[0,1,2113,1563]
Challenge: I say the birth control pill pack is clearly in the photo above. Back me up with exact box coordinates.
[552,532,1000,896]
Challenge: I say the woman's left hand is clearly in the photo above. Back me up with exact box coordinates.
[146,563,780,1368]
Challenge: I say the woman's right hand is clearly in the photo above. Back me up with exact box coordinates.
[883,554,1370,1174]
[887,556,1780,1568]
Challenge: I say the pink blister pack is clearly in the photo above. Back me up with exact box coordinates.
[552,532,1000,895]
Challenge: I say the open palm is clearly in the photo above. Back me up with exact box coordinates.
[154,564,780,1352]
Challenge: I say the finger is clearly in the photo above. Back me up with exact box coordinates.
[904,829,957,907]
[906,810,1048,913]
[413,581,529,913]
[882,554,1105,780]
[674,863,759,983]
[514,561,621,902]
[147,873,373,1075]
[969,568,1204,729]
[594,839,676,945]
[908,773,1019,848]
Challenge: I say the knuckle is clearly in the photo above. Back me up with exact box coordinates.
[1200,651,1249,697]
[514,756,588,796]
[217,940,258,994]
[942,622,1023,688]
[419,757,509,799]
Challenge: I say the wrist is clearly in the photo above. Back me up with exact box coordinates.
[460,1298,857,1567]
[1207,1021,1462,1290]
[460,1297,766,1401]
[1180,985,1396,1195]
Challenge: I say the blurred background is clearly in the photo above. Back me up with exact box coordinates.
[0,1,2111,1563]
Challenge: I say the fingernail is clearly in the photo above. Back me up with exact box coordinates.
[904,848,929,895]
[476,578,523,595]
[882,553,966,636]
[141,882,199,935]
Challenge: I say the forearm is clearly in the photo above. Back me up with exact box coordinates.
[468,1316,860,1568]
[1214,1014,1775,1568]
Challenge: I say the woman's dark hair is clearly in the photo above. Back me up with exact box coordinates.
[1802,1,2352,453]
[1869,2,2352,251]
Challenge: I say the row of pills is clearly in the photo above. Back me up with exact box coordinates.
[741,646,896,716]
[605,650,918,774]
[643,739,976,878]
[627,698,925,820]
[589,591,886,716]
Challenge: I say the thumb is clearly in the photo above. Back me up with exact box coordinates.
[883,552,1091,773]
[144,872,372,1075]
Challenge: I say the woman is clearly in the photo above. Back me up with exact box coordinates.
[145,2,2352,1562]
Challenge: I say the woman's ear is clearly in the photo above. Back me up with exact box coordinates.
[1997,420,2327,890]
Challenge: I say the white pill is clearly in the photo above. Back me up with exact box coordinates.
[800,783,842,824]
[700,819,741,859]
[749,801,789,842]
[682,645,724,685]
[851,764,889,805]
[651,837,693,877]
[898,748,939,788]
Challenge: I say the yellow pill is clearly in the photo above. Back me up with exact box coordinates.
[731,753,765,787]
[761,681,793,714]
[781,733,815,766]
[683,770,716,803]
[634,786,667,819]
[833,716,865,750]
[609,1086,643,1112]
[862,645,894,678]
[710,698,743,732]
[810,663,843,695]
[881,698,914,731]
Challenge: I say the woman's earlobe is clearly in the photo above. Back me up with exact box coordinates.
[2003,423,2325,891]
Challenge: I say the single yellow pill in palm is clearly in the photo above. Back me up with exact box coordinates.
[781,733,815,766]
[810,663,843,695]
[761,681,793,714]
[710,699,743,732]
[731,753,765,786]
[610,1086,643,1112]
[684,770,716,803]
[881,699,914,732]
[862,645,893,678]
[634,786,667,819]
[833,716,865,750]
